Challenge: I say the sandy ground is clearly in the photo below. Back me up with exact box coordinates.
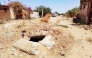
[0,16,92,58]
[57,16,92,58]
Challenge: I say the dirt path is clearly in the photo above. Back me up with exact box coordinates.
[57,17,92,58]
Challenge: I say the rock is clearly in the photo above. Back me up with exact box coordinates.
[32,49,40,55]
[82,46,88,50]
[59,47,65,56]
[7,32,14,37]
[39,34,55,49]
[60,51,65,56]
[13,39,35,55]
[0,46,3,50]
[83,25,90,30]
[23,35,30,40]
[11,52,18,57]
[31,42,41,48]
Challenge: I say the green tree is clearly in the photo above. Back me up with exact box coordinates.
[65,7,79,17]
[68,10,72,17]
[72,7,79,13]
[34,5,51,17]
[0,3,1,6]
[55,12,58,14]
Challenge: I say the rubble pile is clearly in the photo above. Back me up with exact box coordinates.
[0,20,74,58]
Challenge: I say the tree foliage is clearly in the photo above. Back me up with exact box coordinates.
[27,6,33,13]
[7,0,32,19]
[7,0,33,14]
[34,5,51,17]
[72,7,80,13]
[8,1,24,13]
[0,3,1,6]
[65,7,79,17]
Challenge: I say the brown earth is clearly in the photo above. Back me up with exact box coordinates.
[0,16,92,58]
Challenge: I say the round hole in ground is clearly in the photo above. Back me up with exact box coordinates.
[29,35,45,42]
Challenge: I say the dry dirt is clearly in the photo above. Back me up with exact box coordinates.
[0,16,92,58]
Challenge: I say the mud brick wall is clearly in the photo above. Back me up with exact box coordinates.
[0,6,11,19]
[79,0,92,24]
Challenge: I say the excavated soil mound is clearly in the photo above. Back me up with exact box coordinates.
[0,20,74,58]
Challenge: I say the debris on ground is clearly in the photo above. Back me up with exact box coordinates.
[39,34,55,49]
[0,46,3,50]
[13,39,35,55]
[59,46,65,56]
[0,19,74,58]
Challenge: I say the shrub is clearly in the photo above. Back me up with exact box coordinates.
[65,7,79,18]
[73,17,85,25]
